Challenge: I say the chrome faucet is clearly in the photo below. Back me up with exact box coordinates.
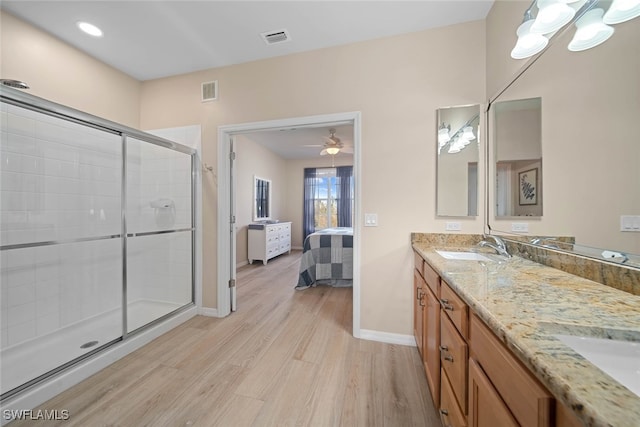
[478,234,511,258]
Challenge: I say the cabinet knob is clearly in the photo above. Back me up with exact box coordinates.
[439,409,449,416]
[444,355,454,362]
[438,345,448,352]
[443,304,454,311]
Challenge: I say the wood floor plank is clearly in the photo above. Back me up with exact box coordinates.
[10,251,441,427]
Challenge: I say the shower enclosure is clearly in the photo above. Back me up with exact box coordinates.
[0,87,196,401]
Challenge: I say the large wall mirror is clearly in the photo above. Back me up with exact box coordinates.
[436,104,480,217]
[488,1,640,263]
[253,175,271,221]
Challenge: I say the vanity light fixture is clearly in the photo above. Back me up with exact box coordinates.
[438,123,451,146]
[461,126,476,142]
[603,0,640,24]
[325,146,340,155]
[77,21,103,37]
[568,8,614,52]
[511,9,549,59]
[531,0,577,34]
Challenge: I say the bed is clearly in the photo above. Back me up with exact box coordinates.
[296,227,353,289]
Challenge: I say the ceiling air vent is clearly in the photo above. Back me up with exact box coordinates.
[201,80,218,102]
[260,29,291,45]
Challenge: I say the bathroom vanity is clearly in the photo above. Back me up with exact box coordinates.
[412,234,640,427]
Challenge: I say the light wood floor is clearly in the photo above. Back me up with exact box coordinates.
[11,251,441,426]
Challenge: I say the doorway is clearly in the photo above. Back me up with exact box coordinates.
[217,112,362,337]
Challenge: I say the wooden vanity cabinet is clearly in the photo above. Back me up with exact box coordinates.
[413,252,441,408]
[412,249,570,427]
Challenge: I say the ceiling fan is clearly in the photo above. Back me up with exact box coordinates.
[319,128,353,156]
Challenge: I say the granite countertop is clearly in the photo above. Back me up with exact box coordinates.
[412,242,640,427]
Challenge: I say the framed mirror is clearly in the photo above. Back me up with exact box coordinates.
[253,176,271,221]
[436,104,480,217]
[487,1,640,264]
[494,97,542,217]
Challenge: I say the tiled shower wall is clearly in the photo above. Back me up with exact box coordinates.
[1,102,192,349]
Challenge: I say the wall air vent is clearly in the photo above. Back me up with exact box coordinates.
[201,80,218,102]
[260,29,291,45]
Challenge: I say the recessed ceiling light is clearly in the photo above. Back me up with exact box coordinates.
[77,21,103,37]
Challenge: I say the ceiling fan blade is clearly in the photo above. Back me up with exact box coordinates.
[340,146,354,154]
[320,148,328,156]
[302,144,323,147]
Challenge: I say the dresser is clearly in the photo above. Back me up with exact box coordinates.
[248,222,292,265]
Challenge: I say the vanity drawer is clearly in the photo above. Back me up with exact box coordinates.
[469,313,553,427]
[423,260,440,296]
[441,280,468,339]
[440,367,467,427]
[440,312,468,414]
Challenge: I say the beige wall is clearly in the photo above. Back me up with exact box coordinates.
[495,107,541,161]
[139,20,487,334]
[0,10,141,128]
[284,156,354,249]
[234,134,288,266]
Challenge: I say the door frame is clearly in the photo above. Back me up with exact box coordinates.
[216,111,362,338]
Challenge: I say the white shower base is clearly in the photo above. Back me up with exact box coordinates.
[0,299,183,396]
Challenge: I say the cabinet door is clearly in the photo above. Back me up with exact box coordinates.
[423,284,441,408]
[468,358,518,427]
[413,269,425,356]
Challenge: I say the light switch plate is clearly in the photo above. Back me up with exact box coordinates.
[445,222,462,231]
[511,222,529,233]
[364,213,378,227]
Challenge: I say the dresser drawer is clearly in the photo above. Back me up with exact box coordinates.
[441,280,468,339]
[440,367,467,427]
[423,260,440,297]
[469,313,553,427]
[440,312,468,414]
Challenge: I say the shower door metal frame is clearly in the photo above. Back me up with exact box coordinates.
[0,86,197,400]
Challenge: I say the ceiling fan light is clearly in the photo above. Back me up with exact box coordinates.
[531,0,576,34]
[326,146,340,155]
[511,19,549,59]
[603,0,640,24]
[568,8,614,52]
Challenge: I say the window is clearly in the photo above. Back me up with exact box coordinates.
[303,167,354,238]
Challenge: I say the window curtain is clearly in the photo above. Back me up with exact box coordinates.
[336,166,353,227]
[303,168,317,240]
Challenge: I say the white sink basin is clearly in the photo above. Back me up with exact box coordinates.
[554,334,640,397]
[435,250,491,262]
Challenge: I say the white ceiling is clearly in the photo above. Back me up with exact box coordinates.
[1,0,494,81]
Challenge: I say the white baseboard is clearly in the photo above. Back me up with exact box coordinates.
[198,306,220,317]
[359,329,417,347]
[236,260,248,268]
[292,246,303,251]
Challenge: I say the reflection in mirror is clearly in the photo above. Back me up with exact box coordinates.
[436,104,480,217]
[494,97,542,217]
[487,1,640,262]
[253,176,271,221]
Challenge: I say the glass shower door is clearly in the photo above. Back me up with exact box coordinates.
[125,137,193,333]
[0,102,123,397]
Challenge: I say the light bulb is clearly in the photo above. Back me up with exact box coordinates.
[77,21,103,37]
[326,147,340,155]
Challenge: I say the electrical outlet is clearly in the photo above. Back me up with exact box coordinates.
[621,215,640,232]
[364,213,378,227]
[511,222,529,233]
[445,222,462,231]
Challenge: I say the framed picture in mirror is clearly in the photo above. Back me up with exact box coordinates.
[518,168,537,206]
